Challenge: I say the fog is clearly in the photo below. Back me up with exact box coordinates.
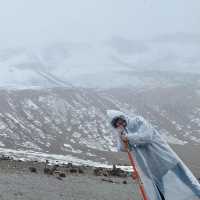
[0,0,199,46]
[0,0,199,88]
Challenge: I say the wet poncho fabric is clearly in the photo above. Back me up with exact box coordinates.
[107,110,200,200]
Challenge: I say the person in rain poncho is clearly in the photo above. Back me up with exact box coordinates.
[107,110,200,200]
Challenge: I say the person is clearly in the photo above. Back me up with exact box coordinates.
[107,110,200,200]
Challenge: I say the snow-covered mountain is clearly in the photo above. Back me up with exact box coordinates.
[0,40,200,175]
[0,39,200,89]
[0,86,200,176]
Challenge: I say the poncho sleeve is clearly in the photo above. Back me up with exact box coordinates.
[127,116,154,145]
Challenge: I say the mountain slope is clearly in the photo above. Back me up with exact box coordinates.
[0,86,200,176]
[1,41,200,89]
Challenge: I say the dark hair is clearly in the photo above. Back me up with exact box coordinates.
[111,116,127,128]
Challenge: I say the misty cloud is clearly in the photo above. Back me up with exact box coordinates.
[0,0,199,48]
[152,33,200,45]
[0,0,199,88]
[107,36,149,55]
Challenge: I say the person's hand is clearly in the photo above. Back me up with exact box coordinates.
[116,126,124,133]
[120,134,128,142]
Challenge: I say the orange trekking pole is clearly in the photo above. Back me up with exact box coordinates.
[123,138,149,200]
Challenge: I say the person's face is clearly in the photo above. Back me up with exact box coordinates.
[116,119,126,128]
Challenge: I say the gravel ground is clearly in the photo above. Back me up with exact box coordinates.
[0,160,141,200]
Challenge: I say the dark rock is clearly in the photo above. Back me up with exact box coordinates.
[103,173,108,177]
[93,168,103,176]
[29,167,37,173]
[44,168,53,175]
[65,164,84,174]
[70,168,77,173]
[56,176,63,181]
[94,167,110,177]
[78,168,84,174]
[94,166,128,177]
[66,162,73,168]
[0,155,11,160]
[59,172,66,178]
[110,167,127,178]
[123,180,127,184]
[51,165,59,172]
[101,178,114,183]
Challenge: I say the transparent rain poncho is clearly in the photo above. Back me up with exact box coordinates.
[107,110,200,200]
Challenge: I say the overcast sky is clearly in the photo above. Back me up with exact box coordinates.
[0,0,199,89]
[0,0,199,48]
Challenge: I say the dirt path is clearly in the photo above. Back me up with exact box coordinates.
[0,173,141,200]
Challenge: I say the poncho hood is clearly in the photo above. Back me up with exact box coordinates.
[107,110,129,128]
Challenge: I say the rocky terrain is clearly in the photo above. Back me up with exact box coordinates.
[0,158,139,200]
[0,49,200,182]
[0,84,200,177]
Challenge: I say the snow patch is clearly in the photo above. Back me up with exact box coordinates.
[63,143,82,153]
[0,141,5,147]
[160,129,188,145]
[0,148,133,171]
[24,99,39,110]
[72,132,81,138]
[21,141,41,151]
